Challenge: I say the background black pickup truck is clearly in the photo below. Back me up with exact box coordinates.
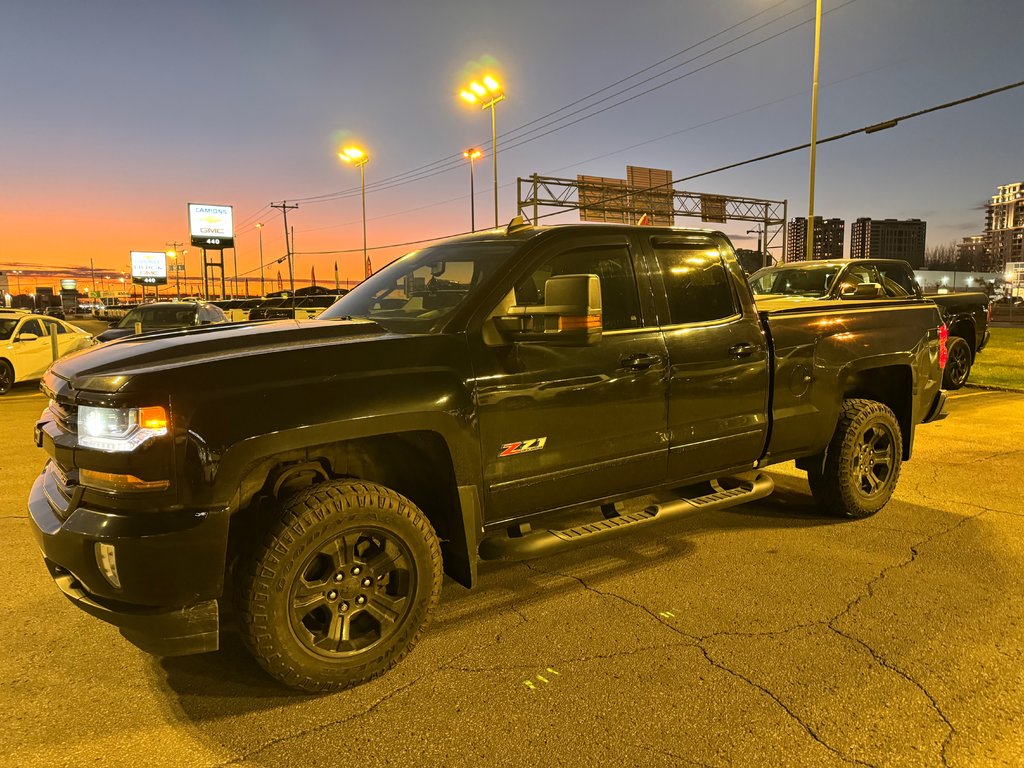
[748,258,990,389]
[29,222,947,692]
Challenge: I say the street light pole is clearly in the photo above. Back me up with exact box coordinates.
[489,100,499,228]
[459,75,505,229]
[257,223,265,296]
[463,148,482,232]
[805,0,823,261]
[339,146,371,279]
[360,162,368,278]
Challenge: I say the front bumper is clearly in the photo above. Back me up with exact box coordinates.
[28,465,228,656]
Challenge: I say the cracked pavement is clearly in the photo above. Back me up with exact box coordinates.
[2,389,1023,766]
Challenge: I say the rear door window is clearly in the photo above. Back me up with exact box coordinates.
[876,263,917,297]
[651,241,738,325]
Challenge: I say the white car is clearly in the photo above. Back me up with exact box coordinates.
[0,311,95,394]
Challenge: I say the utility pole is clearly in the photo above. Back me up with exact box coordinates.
[166,241,184,299]
[271,201,298,295]
[746,228,765,268]
[805,0,823,262]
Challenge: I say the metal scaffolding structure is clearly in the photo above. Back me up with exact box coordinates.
[518,173,788,266]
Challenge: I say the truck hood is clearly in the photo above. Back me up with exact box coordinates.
[51,318,388,394]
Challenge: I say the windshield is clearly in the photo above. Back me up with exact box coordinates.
[0,319,17,341]
[118,305,197,330]
[320,240,521,332]
[748,265,841,297]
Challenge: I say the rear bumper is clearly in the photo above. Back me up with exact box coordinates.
[923,390,947,424]
[28,466,226,656]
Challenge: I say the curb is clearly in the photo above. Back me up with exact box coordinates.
[963,383,1024,394]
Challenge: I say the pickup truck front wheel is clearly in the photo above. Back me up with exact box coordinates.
[238,480,442,692]
[942,336,972,390]
[807,399,902,518]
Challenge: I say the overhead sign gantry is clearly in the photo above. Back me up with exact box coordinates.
[517,167,788,266]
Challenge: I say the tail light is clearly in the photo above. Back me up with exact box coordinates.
[938,323,949,369]
[987,301,992,324]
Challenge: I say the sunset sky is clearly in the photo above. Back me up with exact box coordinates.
[1,0,1021,292]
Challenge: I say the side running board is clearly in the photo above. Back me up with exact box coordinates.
[478,473,774,561]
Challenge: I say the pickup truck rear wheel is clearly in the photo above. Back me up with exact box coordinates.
[807,399,902,518]
[238,480,442,692]
[942,336,972,390]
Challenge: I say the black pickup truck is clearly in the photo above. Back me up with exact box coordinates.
[748,258,990,389]
[29,222,948,692]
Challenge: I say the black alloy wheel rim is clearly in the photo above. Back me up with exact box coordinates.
[0,365,11,393]
[852,422,896,498]
[947,344,970,386]
[288,527,415,659]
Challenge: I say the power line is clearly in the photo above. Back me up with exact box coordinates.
[530,78,1024,222]
[276,0,849,216]
[269,0,826,208]
[291,78,1024,254]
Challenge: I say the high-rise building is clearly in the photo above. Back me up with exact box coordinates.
[986,182,1024,269]
[786,217,844,261]
[956,234,996,272]
[850,218,927,268]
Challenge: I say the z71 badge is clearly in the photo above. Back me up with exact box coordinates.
[499,437,548,457]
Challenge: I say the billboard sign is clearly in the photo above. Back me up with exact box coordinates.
[188,203,234,249]
[130,251,168,286]
[700,195,727,223]
[60,279,77,291]
[627,166,674,226]
[578,175,629,223]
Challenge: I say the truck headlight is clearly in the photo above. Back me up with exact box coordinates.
[78,405,169,452]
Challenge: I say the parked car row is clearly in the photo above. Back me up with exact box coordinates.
[211,293,347,321]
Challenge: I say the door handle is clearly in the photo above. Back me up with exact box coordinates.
[728,342,755,358]
[619,353,660,370]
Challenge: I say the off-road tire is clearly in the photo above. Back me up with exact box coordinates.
[807,399,902,519]
[942,336,972,390]
[238,480,442,692]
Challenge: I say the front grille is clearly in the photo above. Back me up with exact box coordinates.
[49,397,78,434]
[43,462,78,522]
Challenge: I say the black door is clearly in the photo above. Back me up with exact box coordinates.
[641,235,770,482]
[468,234,669,526]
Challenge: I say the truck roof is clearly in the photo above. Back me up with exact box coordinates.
[440,220,728,245]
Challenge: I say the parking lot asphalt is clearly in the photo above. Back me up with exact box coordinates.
[2,389,1023,767]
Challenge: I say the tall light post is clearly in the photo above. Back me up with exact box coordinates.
[166,249,180,298]
[256,222,265,296]
[805,0,823,261]
[339,146,372,279]
[463,148,482,232]
[459,75,504,228]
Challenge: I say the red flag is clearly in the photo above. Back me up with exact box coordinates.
[334,261,340,292]
[311,265,317,287]
[277,270,283,291]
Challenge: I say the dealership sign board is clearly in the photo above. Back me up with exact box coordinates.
[188,203,234,249]
[130,251,168,286]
